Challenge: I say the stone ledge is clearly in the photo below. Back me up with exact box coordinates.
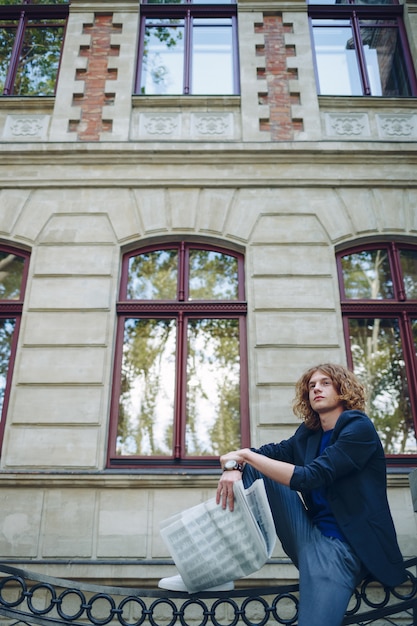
[0,470,411,489]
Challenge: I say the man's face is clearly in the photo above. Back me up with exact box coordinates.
[308,370,344,416]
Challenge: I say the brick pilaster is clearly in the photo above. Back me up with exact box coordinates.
[71,14,120,141]
[256,15,302,140]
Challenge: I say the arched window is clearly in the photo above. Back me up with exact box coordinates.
[337,241,417,463]
[108,242,249,469]
[0,245,29,449]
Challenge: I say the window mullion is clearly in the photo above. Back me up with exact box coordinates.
[390,242,406,302]
[174,311,186,459]
[184,9,192,94]
[4,10,26,95]
[351,11,371,96]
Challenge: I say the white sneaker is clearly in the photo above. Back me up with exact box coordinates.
[158,574,234,593]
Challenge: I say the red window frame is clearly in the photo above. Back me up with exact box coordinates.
[0,1,69,96]
[337,241,417,466]
[309,4,417,97]
[134,1,240,96]
[0,244,30,451]
[107,241,249,469]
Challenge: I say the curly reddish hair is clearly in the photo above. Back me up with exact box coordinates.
[292,363,366,430]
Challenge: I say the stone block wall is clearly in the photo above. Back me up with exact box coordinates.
[0,155,415,582]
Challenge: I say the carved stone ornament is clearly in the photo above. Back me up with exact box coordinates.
[142,115,179,136]
[377,114,417,139]
[3,114,50,140]
[325,113,370,138]
[192,113,232,137]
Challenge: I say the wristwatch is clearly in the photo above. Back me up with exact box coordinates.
[223,459,244,472]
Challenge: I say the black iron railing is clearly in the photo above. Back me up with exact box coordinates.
[0,559,415,626]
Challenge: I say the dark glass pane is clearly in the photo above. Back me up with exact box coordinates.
[0,25,16,93]
[186,318,241,456]
[341,249,393,299]
[145,0,184,3]
[25,0,69,4]
[309,0,397,4]
[312,21,362,95]
[117,318,176,456]
[400,249,417,299]
[0,252,24,299]
[192,0,236,3]
[0,0,68,4]
[0,318,15,415]
[140,21,184,94]
[127,249,178,299]
[349,317,416,454]
[192,21,234,94]
[14,22,65,96]
[189,250,238,299]
[359,21,411,96]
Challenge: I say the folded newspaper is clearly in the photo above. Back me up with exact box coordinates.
[160,479,276,593]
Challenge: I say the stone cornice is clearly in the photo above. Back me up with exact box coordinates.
[0,471,411,489]
[0,471,220,489]
[0,142,415,187]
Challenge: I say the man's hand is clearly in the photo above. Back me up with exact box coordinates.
[216,470,242,511]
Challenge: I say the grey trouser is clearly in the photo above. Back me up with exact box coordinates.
[243,464,363,626]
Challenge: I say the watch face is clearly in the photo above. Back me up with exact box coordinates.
[225,460,237,470]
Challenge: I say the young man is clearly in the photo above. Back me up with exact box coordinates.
[216,363,407,626]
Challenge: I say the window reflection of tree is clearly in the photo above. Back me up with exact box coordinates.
[115,245,245,463]
[0,7,67,96]
[142,21,183,95]
[341,247,417,455]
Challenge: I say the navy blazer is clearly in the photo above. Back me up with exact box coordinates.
[255,410,407,588]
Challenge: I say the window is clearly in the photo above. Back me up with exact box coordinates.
[337,242,417,462]
[0,245,29,449]
[108,242,249,468]
[135,0,239,95]
[0,0,69,96]
[309,0,417,96]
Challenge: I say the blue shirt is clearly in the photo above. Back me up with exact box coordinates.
[310,429,347,542]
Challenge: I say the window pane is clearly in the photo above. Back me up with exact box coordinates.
[359,21,412,96]
[186,318,241,456]
[0,0,69,4]
[400,250,417,299]
[348,317,416,454]
[28,0,70,3]
[189,249,238,299]
[0,318,15,415]
[0,252,25,300]
[312,22,362,95]
[309,0,396,4]
[141,22,184,94]
[145,0,185,4]
[14,21,65,96]
[341,249,393,299]
[192,21,234,94]
[127,250,178,299]
[117,318,176,456]
[0,25,16,93]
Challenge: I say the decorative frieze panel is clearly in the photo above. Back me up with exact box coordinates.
[322,109,417,141]
[140,114,181,138]
[376,114,417,140]
[324,113,370,138]
[191,113,233,138]
[3,114,50,140]
[132,111,237,140]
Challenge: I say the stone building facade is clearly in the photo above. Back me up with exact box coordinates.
[0,0,416,589]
